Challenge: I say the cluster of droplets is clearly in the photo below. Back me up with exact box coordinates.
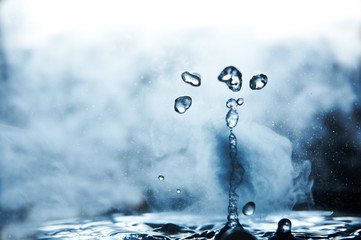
[218,66,268,91]
[174,71,201,114]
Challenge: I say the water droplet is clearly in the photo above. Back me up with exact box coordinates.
[218,66,242,92]
[176,189,181,193]
[249,74,268,90]
[174,96,192,114]
[181,71,201,87]
[277,218,292,233]
[242,202,255,216]
[236,98,244,106]
[158,175,165,181]
[226,98,238,109]
[226,109,239,128]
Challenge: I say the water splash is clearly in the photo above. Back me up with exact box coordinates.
[174,96,192,114]
[218,66,242,92]
[242,202,256,216]
[249,74,268,90]
[181,71,201,87]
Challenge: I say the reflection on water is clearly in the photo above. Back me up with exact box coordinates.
[37,211,361,240]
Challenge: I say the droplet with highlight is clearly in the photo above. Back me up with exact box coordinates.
[181,71,201,87]
[226,109,239,129]
[277,218,292,233]
[218,66,242,92]
[249,74,268,90]
[236,98,244,106]
[242,202,255,216]
[174,96,192,114]
[176,189,181,193]
[158,175,165,181]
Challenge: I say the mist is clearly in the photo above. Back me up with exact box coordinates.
[0,0,360,239]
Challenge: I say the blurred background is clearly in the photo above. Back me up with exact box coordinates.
[0,0,360,239]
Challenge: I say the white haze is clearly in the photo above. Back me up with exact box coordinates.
[0,0,360,239]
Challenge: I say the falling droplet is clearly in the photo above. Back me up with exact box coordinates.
[218,66,242,92]
[249,74,268,90]
[236,98,244,106]
[176,189,181,193]
[277,218,292,233]
[226,109,239,128]
[181,71,201,87]
[242,202,255,216]
[226,98,238,109]
[174,96,192,114]
[158,175,165,181]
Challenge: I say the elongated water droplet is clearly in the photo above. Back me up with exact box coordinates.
[181,71,201,87]
[218,66,242,92]
[174,96,192,114]
[176,189,181,193]
[249,74,268,90]
[242,202,255,216]
[226,109,239,128]
[226,98,238,109]
[236,98,244,106]
[158,175,165,181]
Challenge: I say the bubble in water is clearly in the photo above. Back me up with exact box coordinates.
[236,98,244,106]
[226,109,239,128]
[242,202,255,216]
[226,98,238,109]
[181,71,201,87]
[174,96,192,114]
[158,175,165,181]
[249,74,268,90]
[218,66,242,92]
[176,189,181,193]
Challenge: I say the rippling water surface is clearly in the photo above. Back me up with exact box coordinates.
[37,211,361,240]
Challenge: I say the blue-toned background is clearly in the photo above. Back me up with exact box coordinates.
[0,0,360,239]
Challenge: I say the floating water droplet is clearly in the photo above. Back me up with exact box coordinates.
[176,189,181,193]
[181,71,201,87]
[174,96,192,114]
[226,109,239,128]
[242,202,255,216]
[236,98,244,106]
[249,74,268,90]
[158,175,165,181]
[226,98,238,109]
[277,218,292,233]
[218,66,242,92]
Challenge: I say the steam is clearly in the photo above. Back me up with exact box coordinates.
[0,0,360,239]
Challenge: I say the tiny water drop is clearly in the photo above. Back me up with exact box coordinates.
[176,189,181,193]
[218,66,242,92]
[226,109,239,128]
[174,96,192,114]
[226,98,238,109]
[249,74,268,90]
[181,71,201,87]
[236,98,244,106]
[242,202,255,216]
[158,175,165,181]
